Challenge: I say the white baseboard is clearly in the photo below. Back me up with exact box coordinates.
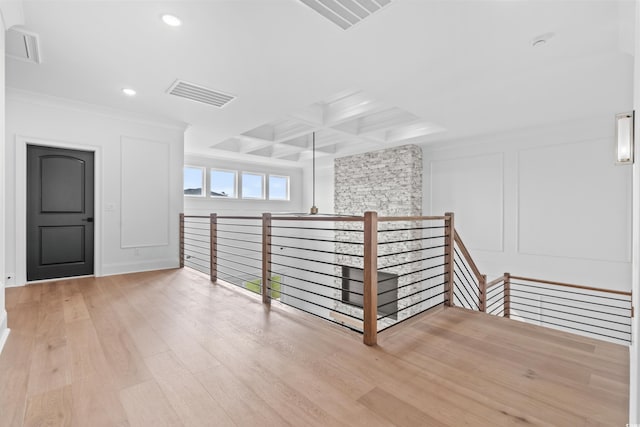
[100,259,179,277]
[5,283,24,288]
[0,310,10,355]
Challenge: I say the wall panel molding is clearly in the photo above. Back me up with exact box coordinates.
[430,152,504,252]
[121,136,170,248]
[517,139,631,263]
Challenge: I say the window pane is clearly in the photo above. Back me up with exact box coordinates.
[211,170,236,198]
[269,175,289,200]
[184,167,203,196]
[242,173,264,199]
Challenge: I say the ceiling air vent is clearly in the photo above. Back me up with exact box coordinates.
[167,80,235,108]
[300,0,391,30]
[6,28,42,64]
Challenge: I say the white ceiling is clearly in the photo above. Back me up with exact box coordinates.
[6,0,635,166]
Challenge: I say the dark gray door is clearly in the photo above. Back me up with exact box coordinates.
[27,145,94,281]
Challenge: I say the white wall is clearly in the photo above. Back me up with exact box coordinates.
[423,117,632,291]
[630,1,639,422]
[183,153,304,216]
[4,90,186,283]
[0,10,8,353]
[302,162,334,215]
[0,2,25,354]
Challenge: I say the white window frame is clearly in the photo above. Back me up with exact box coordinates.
[210,168,238,199]
[268,174,290,201]
[241,172,266,200]
[183,165,206,197]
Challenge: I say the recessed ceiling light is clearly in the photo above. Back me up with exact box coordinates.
[531,32,555,48]
[122,88,136,96]
[162,14,182,27]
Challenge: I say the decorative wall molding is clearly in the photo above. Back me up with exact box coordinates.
[121,137,170,248]
[517,139,632,263]
[429,152,504,252]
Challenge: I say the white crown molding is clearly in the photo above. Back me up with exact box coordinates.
[6,87,189,132]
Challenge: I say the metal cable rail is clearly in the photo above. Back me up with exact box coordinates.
[453,264,479,300]
[180,212,633,347]
[266,269,364,296]
[511,308,631,343]
[378,281,445,309]
[378,290,446,322]
[377,244,446,259]
[507,298,631,332]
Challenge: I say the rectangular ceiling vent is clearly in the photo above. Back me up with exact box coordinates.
[167,80,235,108]
[300,0,391,30]
[6,28,42,64]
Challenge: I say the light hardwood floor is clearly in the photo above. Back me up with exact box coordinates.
[0,268,629,426]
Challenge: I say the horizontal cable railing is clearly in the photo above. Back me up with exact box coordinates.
[376,216,448,332]
[215,215,264,295]
[179,211,634,347]
[485,274,507,317]
[268,214,367,333]
[180,214,211,276]
[505,276,632,345]
[452,229,484,312]
[180,212,455,345]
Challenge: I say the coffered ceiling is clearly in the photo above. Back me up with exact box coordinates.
[5,1,635,166]
[212,90,444,162]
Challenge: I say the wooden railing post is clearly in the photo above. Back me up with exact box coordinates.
[262,213,272,306]
[444,212,455,306]
[363,211,378,346]
[479,274,487,312]
[210,213,217,283]
[504,272,511,318]
[179,213,185,268]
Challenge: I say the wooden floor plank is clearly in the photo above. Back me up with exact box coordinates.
[119,380,182,427]
[26,336,71,397]
[358,387,447,427]
[23,385,72,427]
[62,293,91,324]
[196,364,292,427]
[68,374,130,427]
[144,351,235,427]
[0,269,630,426]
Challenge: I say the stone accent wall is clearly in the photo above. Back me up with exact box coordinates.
[333,145,424,327]
[334,145,422,217]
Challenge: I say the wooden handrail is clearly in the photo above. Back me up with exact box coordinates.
[270,216,364,222]
[377,215,449,222]
[510,276,632,297]
[486,274,507,289]
[214,215,449,222]
[183,214,210,219]
[453,230,483,282]
[216,216,263,220]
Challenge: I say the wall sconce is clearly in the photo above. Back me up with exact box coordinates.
[615,111,634,164]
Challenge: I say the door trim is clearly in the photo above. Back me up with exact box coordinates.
[16,135,102,286]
